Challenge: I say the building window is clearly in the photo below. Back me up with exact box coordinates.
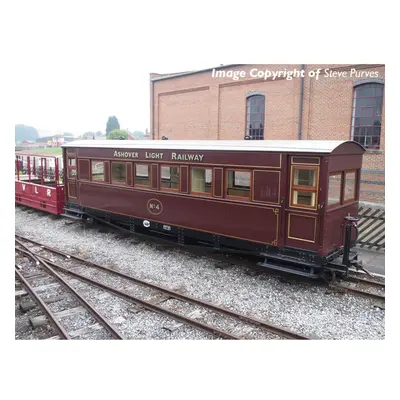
[91,161,104,181]
[226,170,251,200]
[328,172,342,207]
[351,83,384,149]
[290,166,318,209]
[160,165,179,190]
[191,167,212,195]
[344,171,357,202]
[111,162,127,184]
[135,164,151,187]
[246,95,265,140]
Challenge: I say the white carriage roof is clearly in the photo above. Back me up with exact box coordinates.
[62,140,363,153]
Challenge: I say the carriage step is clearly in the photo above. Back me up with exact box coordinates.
[257,260,320,278]
[260,252,318,268]
[63,206,84,213]
[60,212,83,221]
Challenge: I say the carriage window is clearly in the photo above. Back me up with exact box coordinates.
[328,173,342,206]
[135,164,151,187]
[291,166,318,208]
[111,162,126,184]
[91,161,104,181]
[344,171,357,202]
[294,169,316,187]
[68,156,77,178]
[191,167,212,195]
[161,165,179,190]
[293,191,316,207]
[226,170,251,199]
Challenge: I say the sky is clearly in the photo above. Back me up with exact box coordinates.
[11,1,239,136]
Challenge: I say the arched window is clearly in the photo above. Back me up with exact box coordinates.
[246,95,265,140]
[351,83,384,149]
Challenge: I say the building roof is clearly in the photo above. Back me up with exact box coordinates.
[62,140,365,154]
[151,64,244,82]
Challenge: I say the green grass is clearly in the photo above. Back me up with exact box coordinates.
[29,147,63,154]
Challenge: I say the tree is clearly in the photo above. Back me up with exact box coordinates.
[106,116,120,135]
[15,124,39,142]
[63,132,74,137]
[107,129,128,140]
[132,131,145,140]
[83,131,95,139]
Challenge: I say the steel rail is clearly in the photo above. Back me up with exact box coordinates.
[16,234,310,340]
[346,275,385,289]
[330,283,385,302]
[15,240,124,340]
[15,268,70,340]
[34,255,240,340]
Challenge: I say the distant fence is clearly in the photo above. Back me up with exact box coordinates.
[357,204,385,251]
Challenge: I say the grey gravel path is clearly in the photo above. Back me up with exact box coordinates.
[15,207,385,340]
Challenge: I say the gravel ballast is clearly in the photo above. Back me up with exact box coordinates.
[15,207,385,340]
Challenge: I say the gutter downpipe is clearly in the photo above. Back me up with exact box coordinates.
[151,80,155,140]
[298,64,305,140]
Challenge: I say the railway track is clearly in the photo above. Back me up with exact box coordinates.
[347,272,385,288]
[330,274,385,302]
[15,234,311,340]
[15,239,124,340]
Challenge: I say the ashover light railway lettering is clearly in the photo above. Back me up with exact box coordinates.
[114,151,139,158]
[113,150,205,162]
[171,153,204,162]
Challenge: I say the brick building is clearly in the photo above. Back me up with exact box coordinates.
[150,64,385,204]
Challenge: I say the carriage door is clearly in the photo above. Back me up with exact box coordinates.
[66,152,78,202]
[284,157,321,252]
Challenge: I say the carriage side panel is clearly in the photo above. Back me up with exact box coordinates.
[78,182,280,246]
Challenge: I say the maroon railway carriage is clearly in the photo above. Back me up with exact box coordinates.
[15,151,65,215]
[62,140,365,278]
